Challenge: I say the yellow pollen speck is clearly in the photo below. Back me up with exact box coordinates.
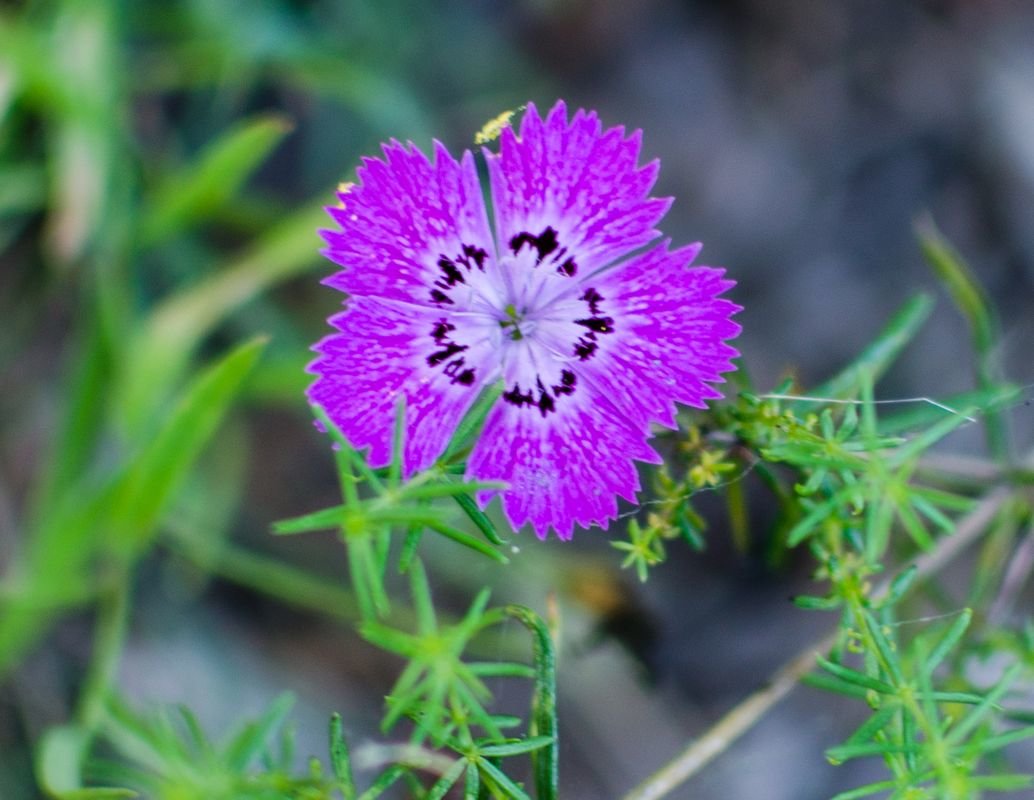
[335,181,355,208]
[474,106,525,145]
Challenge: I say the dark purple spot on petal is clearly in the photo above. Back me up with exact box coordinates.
[436,255,465,287]
[426,319,478,387]
[552,370,576,396]
[581,287,603,314]
[427,342,467,367]
[510,227,559,263]
[432,320,455,342]
[460,244,488,270]
[575,315,614,334]
[430,243,489,305]
[503,371,578,417]
[574,339,598,360]
[503,383,535,408]
[537,391,555,416]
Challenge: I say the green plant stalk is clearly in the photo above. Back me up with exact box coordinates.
[841,591,961,794]
[504,605,558,799]
[164,533,361,622]
[75,572,131,732]
[916,218,1005,461]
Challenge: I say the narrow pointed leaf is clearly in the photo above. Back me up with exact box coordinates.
[454,492,505,545]
[809,294,934,401]
[223,693,294,770]
[479,736,554,757]
[141,115,293,245]
[923,609,972,677]
[441,382,504,463]
[110,337,267,556]
[329,714,356,798]
[816,656,895,694]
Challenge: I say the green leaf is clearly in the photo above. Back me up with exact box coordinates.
[464,761,480,800]
[825,741,922,762]
[809,294,934,401]
[860,610,904,686]
[441,382,504,463]
[116,201,324,437]
[357,765,408,800]
[970,726,1034,755]
[329,713,356,800]
[425,758,466,800]
[892,406,972,463]
[400,481,505,502]
[829,780,899,800]
[109,336,267,557]
[786,494,847,547]
[917,217,1004,458]
[223,692,294,770]
[273,503,350,535]
[141,115,293,245]
[815,656,895,695]
[793,594,842,611]
[424,520,509,563]
[36,724,91,794]
[474,758,533,800]
[967,774,1034,790]
[880,564,918,609]
[843,703,899,746]
[166,536,360,621]
[453,492,505,545]
[479,736,554,757]
[922,609,972,677]
[467,661,537,679]
[408,558,437,636]
[27,301,110,531]
[945,663,1022,746]
[802,673,874,700]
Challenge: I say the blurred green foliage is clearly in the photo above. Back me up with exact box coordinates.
[0,0,540,796]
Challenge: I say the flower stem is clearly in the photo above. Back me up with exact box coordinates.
[75,572,131,730]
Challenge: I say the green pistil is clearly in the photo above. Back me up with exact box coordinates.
[500,303,525,341]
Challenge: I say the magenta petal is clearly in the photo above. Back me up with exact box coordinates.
[578,242,741,432]
[466,396,661,540]
[321,141,494,305]
[307,297,485,473]
[486,101,671,276]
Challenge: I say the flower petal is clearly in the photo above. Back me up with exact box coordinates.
[467,393,661,540]
[321,141,494,305]
[307,296,489,473]
[576,242,742,431]
[485,101,671,278]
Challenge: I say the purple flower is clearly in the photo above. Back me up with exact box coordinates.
[309,101,741,540]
